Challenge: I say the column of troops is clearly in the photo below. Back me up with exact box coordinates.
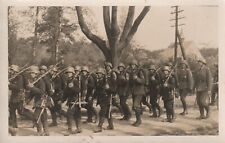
[8,58,218,136]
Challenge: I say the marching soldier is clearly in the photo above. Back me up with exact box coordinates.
[195,59,212,119]
[94,68,114,133]
[159,66,176,123]
[148,65,162,118]
[48,66,64,126]
[176,60,194,115]
[104,62,122,115]
[210,63,218,106]
[129,60,146,127]
[117,63,132,120]
[62,66,82,134]
[9,65,25,130]
[80,66,98,123]
[26,66,49,136]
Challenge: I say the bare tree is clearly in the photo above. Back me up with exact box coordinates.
[76,6,151,67]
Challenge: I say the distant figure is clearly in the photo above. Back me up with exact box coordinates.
[210,63,218,106]
[195,59,212,119]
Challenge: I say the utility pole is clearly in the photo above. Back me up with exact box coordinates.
[170,6,185,62]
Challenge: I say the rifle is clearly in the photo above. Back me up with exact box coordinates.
[51,67,67,80]
[70,75,87,109]
[108,93,113,118]
[31,62,61,85]
[36,96,47,124]
[9,65,31,82]
[163,63,178,84]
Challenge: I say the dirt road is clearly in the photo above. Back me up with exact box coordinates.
[12,95,218,136]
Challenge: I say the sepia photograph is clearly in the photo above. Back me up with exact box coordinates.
[1,0,224,141]
[7,5,220,137]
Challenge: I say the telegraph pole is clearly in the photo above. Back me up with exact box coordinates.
[170,6,185,62]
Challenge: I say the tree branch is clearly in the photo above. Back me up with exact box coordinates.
[111,6,120,38]
[103,6,111,41]
[119,6,135,42]
[75,6,110,57]
[126,6,150,44]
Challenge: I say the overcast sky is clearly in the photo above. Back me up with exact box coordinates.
[12,6,218,51]
[90,6,218,51]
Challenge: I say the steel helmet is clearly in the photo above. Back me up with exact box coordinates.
[162,66,170,72]
[74,65,81,71]
[65,66,75,74]
[10,65,20,72]
[148,65,156,70]
[105,62,113,69]
[40,65,48,71]
[29,66,40,74]
[96,68,105,74]
[118,63,125,68]
[197,58,206,65]
[81,66,89,72]
[130,60,138,66]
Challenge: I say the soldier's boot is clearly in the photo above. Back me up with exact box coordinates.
[22,108,34,121]
[42,119,49,136]
[73,119,82,134]
[132,111,142,127]
[150,107,157,118]
[196,106,205,119]
[180,100,188,115]
[36,124,43,136]
[157,105,163,117]
[94,117,104,133]
[106,118,114,130]
[205,106,210,119]
[9,127,17,136]
[49,115,58,127]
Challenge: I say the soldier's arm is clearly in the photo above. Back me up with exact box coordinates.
[187,69,194,91]
[167,76,176,89]
[206,68,213,92]
[135,70,145,84]
[9,75,23,91]
[29,79,46,97]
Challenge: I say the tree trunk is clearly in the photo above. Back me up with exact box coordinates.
[32,6,39,64]
[76,6,150,68]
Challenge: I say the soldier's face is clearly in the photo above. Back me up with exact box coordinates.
[163,70,169,75]
[180,64,186,69]
[149,69,155,74]
[30,72,37,78]
[97,73,103,79]
[9,69,15,75]
[40,70,45,74]
[66,72,73,78]
[106,66,111,72]
[82,71,88,76]
[131,64,136,70]
[75,70,80,75]
[118,67,124,72]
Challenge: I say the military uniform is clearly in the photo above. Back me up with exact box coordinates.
[129,60,146,126]
[210,64,218,106]
[160,66,176,123]
[94,68,114,133]
[9,65,25,128]
[117,63,131,120]
[195,60,212,119]
[62,66,82,134]
[27,66,49,136]
[148,65,162,117]
[140,68,152,114]
[105,62,122,115]
[80,66,97,123]
[48,67,64,126]
[176,60,194,115]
